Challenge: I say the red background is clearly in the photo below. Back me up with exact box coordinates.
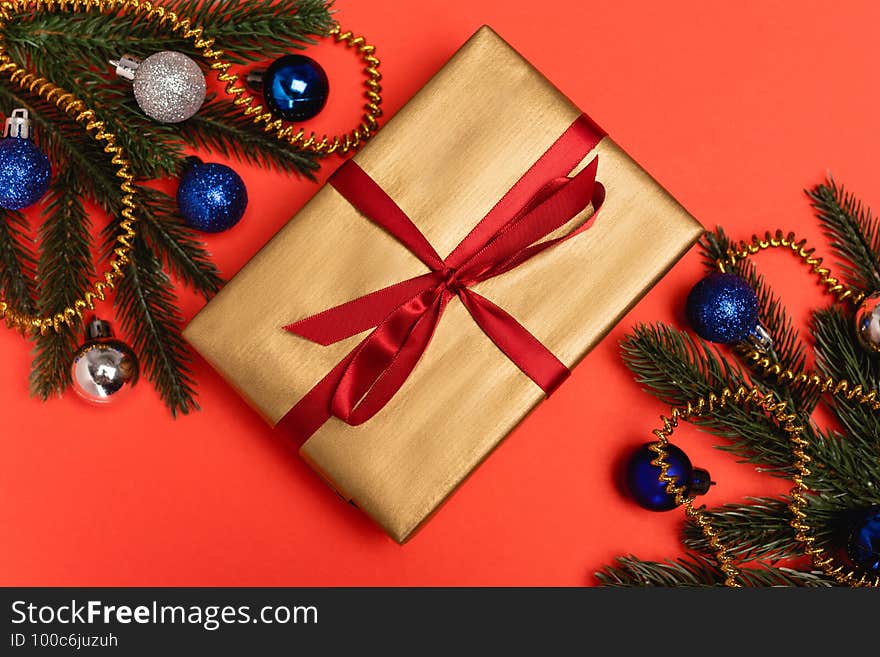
[1,0,877,586]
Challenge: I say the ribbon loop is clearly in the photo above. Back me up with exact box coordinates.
[280,114,607,437]
[330,288,447,425]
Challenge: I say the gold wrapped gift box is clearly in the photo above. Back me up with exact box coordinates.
[184,26,703,543]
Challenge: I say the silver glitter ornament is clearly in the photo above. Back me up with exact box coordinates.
[71,317,139,404]
[112,51,206,123]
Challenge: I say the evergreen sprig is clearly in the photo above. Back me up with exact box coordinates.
[3,0,336,67]
[597,555,832,588]
[599,178,880,586]
[135,186,223,299]
[0,0,333,413]
[0,208,36,316]
[183,97,321,177]
[30,170,95,399]
[808,178,880,294]
[681,498,799,562]
[621,323,801,474]
[114,235,199,417]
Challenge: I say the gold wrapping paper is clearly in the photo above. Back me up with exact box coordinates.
[183,26,703,543]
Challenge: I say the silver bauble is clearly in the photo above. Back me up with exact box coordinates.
[855,291,880,354]
[71,319,139,404]
[115,51,206,123]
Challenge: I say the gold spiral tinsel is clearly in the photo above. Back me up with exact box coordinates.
[717,229,865,306]
[0,0,382,335]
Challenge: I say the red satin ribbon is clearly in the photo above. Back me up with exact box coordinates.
[279,114,606,440]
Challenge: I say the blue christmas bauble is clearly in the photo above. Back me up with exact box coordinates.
[0,135,51,210]
[686,272,759,344]
[626,443,711,511]
[849,507,880,575]
[263,54,329,122]
[176,158,248,233]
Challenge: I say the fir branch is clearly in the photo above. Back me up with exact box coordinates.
[113,235,199,417]
[29,170,94,399]
[101,190,212,415]
[621,323,799,473]
[177,0,336,62]
[681,498,799,562]
[136,187,223,299]
[807,178,880,294]
[30,327,78,399]
[5,0,336,67]
[0,208,37,316]
[683,486,878,567]
[183,98,321,177]
[807,427,880,506]
[595,554,833,587]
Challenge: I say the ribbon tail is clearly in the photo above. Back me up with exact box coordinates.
[445,114,606,268]
[331,162,445,270]
[481,179,606,280]
[459,288,569,395]
[284,272,441,345]
[276,353,355,441]
[457,157,601,281]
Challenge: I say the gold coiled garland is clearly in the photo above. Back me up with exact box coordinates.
[0,0,382,336]
[717,229,865,305]
[650,231,880,587]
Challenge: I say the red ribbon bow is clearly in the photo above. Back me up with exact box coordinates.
[280,115,606,440]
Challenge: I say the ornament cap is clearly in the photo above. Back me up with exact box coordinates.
[245,69,266,92]
[4,108,32,139]
[745,322,774,353]
[110,54,141,82]
[182,155,203,170]
[84,317,114,341]
[689,467,714,496]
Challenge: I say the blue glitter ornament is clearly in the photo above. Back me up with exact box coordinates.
[626,443,712,511]
[0,109,51,211]
[849,507,880,575]
[254,54,329,122]
[176,157,248,233]
[686,272,759,344]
